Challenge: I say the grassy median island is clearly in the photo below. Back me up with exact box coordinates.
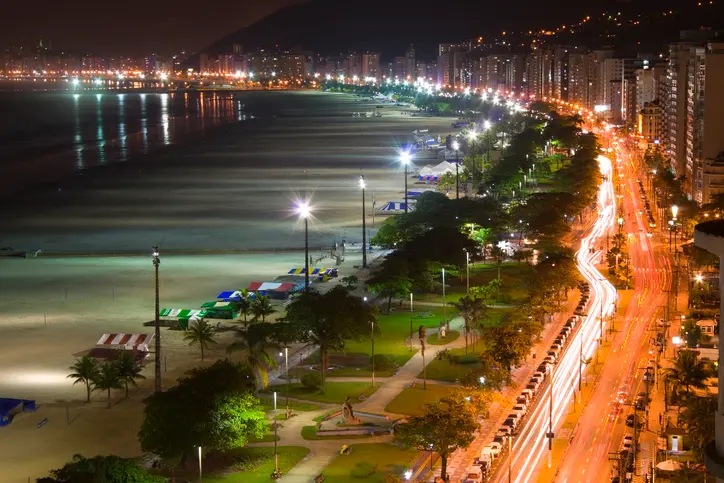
[162,446,310,483]
[321,443,418,483]
[385,383,458,416]
[420,347,482,383]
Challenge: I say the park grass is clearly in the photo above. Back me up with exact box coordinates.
[162,446,310,483]
[258,397,321,413]
[288,365,398,379]
[467,262,533,303]
[261,382,377,404]
[321,443,418,483]
[340,307,448,367]
[384,384,458,416]
[427,330,460,345]
[420,347,481,383]
[300,425,376,441]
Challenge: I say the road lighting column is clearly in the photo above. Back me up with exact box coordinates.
[442,268,447,329]
[360,176,367,268]
[371,320,375,386]
[152,247,161,393]
[297,203,311,291]
[465,250,470,296]
[272,392,280,478]
[409,293,414,352]
[198,446,203,483]
[452,140,460,199]
[400,151,411,213]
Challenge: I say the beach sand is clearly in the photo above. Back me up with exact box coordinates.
[0,91,456,481]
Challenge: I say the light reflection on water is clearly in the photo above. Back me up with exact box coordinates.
[1,91,247,196]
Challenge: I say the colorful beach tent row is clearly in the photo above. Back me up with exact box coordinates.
[247,281,299,293]
[377,201,413,212]
[200,301,232,309]
[287,268,338,277]
[96,333,154,351]
[159,308,208,319]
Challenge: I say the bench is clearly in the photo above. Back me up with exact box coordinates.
[314,473,326,483]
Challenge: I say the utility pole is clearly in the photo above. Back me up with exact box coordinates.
[409,293,414,351]
[548,367,554,468]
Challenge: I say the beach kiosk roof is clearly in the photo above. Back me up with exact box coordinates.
[247,281,298,293]
[96,333,154,351]
[430,160,455,175]
[288,268,338,276]
[159,308,208,320]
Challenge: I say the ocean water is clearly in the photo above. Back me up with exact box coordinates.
[0,89,246,195]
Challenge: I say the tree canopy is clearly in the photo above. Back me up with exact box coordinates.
[37,454,165,483]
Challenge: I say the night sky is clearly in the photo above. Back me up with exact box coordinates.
[1,0,306,54]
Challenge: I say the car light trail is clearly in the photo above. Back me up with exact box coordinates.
[495,155,618,483]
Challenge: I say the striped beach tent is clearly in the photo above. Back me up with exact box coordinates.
[217,290,242,300]
[96,333,154,351]
[247,282,298,293]
[377,201,413,212]
[159,308,208,319]
[288,268,338,276]
[200,301,232,309]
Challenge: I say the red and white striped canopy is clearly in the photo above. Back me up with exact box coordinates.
[96,333,154,351]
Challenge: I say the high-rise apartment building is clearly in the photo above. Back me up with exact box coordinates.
[438,43,470,87]
[686,42,724,204]
[638,102,663,143]
[361,52,381,81]
[404,46,416,80]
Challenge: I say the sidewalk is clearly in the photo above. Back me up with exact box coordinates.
[445,292,581,482]
[356,316,466,415]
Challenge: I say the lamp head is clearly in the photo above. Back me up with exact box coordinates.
[297,202,310,219]
[152,246,159,258]
[452,140,460,151]
[359,175,366,189]
[671,205,678,218]
[400,151,411,165]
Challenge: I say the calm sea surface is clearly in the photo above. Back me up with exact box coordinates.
[0,88,248,196]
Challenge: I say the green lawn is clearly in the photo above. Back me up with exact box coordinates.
[321,443,418,483]
[258,397,321,413]
[340,307,449,367]
[468,263,533,303]
[421,347,481,383]
[384,384,459,416]
[249,423,280,442]
[262,382,377,404]
[427,330,460,345]
[160,446,309,483]
[300,425,375,440]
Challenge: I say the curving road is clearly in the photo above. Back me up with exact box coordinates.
[492,153,619,483]
[551,138,671,482]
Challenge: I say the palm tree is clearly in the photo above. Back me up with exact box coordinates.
[227,323,278,389]
[251,295,275,323]
[230,289,252,325]
[115,351,146,398]
[184,319,217,360]
[67,354,100,403]
[92,361,123,408]
[664,350,712,406]
[453,296,487,354]
[490,245,506,281]
[679,396,717,460]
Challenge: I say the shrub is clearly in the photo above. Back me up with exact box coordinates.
[458,354,479,365]
[372,354,397,371]
[301,372,323,390]
[384,474,403,483]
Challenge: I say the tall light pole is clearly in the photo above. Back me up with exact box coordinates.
[360,175,367,268]
[400,151,412,213]
[152,246,161,393]
[198,446,203,483]
[272,392,280,478]
[409,293,414,351]
[371,320,375,386]
[442,268,447,329]
[452,140,460,199]
[297,202,311,291]
[465,249,470,296]
[548,367,555,468]
[507,434,513,483]
[283,347,289,416]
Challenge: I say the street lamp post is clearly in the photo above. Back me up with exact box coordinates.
[273,392,280,478]
[297,203,311,291]
[442,268,447,329]
[360,176,367,268]
[371,320,375,386]
[507,435,513,483]
[465,249,470,296]
[400,151,411,213]
[284,347,290,416]
[409,293,414,351]
[152,246,161,393]
[548,367,554,468]
[452,140,460,199]
[617,216,624,237]
[198,446,203,483]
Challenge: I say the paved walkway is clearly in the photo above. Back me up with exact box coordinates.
[258,316,466,482]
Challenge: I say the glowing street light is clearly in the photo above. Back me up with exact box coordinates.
[151,247,162,392]
[360,175,367,268]
[296,202,311,290]
[400,150,412,213]
[671,205,679,220]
